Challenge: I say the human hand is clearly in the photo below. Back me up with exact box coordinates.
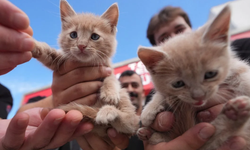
[0,107,93,150]
[76,128,129,150]
[0,0,34,75]
[141,108,246,150]
[144,123,246,150]
[51,60,112,107]
[51,61,130,149]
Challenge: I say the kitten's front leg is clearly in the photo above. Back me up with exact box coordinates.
[100,74,120,105]
[140,92,166,127]
[137,92,167,144]
[32,40,63,70]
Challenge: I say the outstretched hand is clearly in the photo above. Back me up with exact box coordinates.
[0,107,93,150]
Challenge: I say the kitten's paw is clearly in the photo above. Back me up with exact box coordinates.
[223,96,250,121]
[140,105,165,127]
[100,89,120,105]
[95,105,118,125]
[137,127,153,141]
[148,132,170,144]
[32,41,42,58]
[32,41,50,58]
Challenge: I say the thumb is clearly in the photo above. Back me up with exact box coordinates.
[107,128,129,149]
[145,123,215,150]
[0,112,29,150]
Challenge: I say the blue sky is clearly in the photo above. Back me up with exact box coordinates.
[1,0,232,118]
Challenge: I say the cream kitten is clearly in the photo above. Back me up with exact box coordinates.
[32,0,139,138]
[137,6,250,150]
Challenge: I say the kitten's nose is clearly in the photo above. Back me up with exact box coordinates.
[78,45,86,51]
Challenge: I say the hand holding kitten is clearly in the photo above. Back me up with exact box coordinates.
[141,109,246,150]
[51,61,130,150]
[143,122,246,150]
[51,60,113,107]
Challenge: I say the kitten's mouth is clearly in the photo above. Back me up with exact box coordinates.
[194,100,205,107]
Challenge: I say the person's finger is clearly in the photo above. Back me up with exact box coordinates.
[57,60,112,75]
[44,110,83,149]
[21,26,33,36]
[0,51,32,75]
[0,67,16,76]
[52,66,112,90]
[0,0,29,30]
[107,128,129,149]
[53,82,101,106]
[150,111,174,132]
[84,132,114,150]
[1,112,29,150]
[217,136,246,150]
[145,123,215,150]
[197,104,224,122]
[40,108,50,120]
[73,121,94,137]
[73,93,99,106]
[20,109,65,150]
[0,25,34,52]
[76,136,92,150]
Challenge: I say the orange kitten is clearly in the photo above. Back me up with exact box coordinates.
[138,6,250,150]
[32,0,139,138]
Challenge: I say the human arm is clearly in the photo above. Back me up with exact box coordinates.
[17,96,53,113]
[0,0,34,75]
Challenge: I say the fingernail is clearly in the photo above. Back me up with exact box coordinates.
[21,38,35,51]
[13,13,29,29]
[198,110,211,122]
[71,120,80,126]
[107,128,117,138]
[230,141,244,150]
[54,117,63,125]
[105,68,112,75]
[159,112,173,130]
[17,118,28,128]
[199,126,215,140]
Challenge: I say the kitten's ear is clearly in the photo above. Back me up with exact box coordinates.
[203,5,231,43]
[60,0,76,22]
[101,3,119,29]
[138,46,165,69]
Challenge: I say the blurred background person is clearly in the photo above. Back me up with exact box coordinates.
[119,70,145,116]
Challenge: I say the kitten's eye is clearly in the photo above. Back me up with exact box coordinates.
[70,31,77,39]
[204,71,218,79]
[172,81,185,88]
[91,33,100,40]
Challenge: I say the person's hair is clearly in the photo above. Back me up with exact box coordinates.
[147,6,192,45]
[119,70,143,84]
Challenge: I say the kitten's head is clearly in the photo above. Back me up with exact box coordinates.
[138,6,231,107]
[58,0,118,64]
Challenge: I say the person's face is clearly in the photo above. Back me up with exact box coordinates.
[119,74,145,109]
[154,16,192,45]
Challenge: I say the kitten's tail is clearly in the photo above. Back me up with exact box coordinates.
[58,102,98,119]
